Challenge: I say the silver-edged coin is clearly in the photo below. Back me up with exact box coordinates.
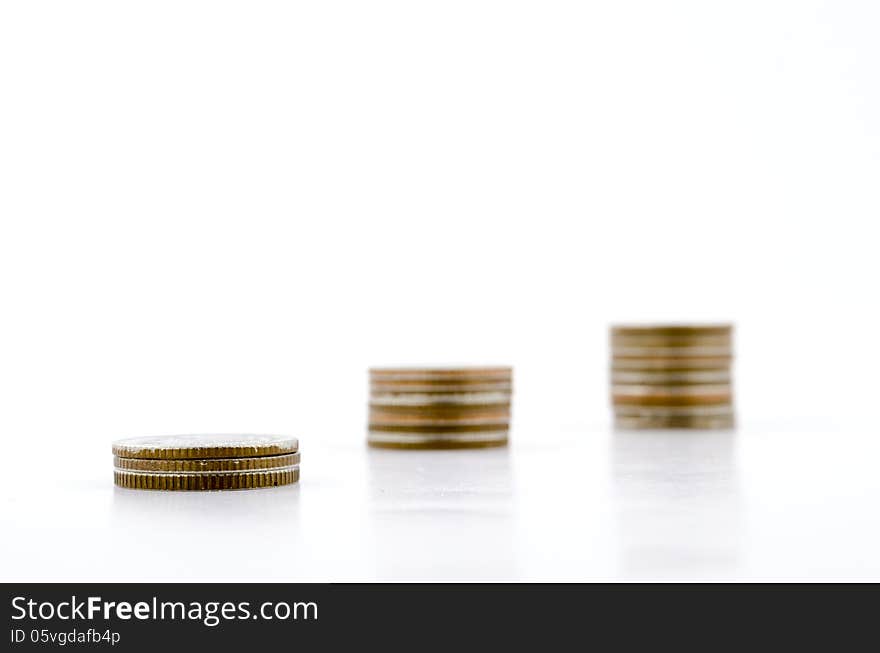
[112,434,299,460]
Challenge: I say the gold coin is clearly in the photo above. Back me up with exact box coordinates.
[113,452,300,472]
[112,434,299,460]
[613,404,734,418]
[610,370,732,385]
[612,392,732,406]
[614,415,735,430]
[114,467,300,491]
[369,391,512,405]
[369,367,512,384]
[612,383,732,399]
[612,346,732,358]
[611,334,732,348]
[370,402,510,419]
[370,415,510,428]
[610,325,733,348]
[370,382,513,394]
[368,423,510,434]
[611,357,732,371]
[611,324,732,338]
[367,430,508,449]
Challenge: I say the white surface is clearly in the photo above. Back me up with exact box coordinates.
[2,2,880,581]
[2,420,880,581]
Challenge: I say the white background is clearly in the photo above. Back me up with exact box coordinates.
[1,1,879,581]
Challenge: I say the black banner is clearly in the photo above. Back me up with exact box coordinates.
[3,584,877,650]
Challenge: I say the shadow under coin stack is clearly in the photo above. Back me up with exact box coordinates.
[611,325,735,429]
[113,434,300,490]
[368,367,512,448]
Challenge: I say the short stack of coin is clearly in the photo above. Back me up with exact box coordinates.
[112,434,300,490]
[368,367,512,448]
[611,325,735,429]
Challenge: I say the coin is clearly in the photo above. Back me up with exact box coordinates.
[611,384,732,406]
[614,415,735,430]
[370,382,513,394]
[369,367,512,382]
[113,452,300,472]
[367,430,508,449]
[368,423,510,433]
[611,324,732,338]
[611,357,732,370]
[611,334,732,348]
[370,404,510,422]
[610,327,732,348]
[112,434,299,460]
[114,467,300,491]
[610,370,732,385]
[370,415,510,428]
[370,391,512,405]
[612,403,734,418]
[612,346,732,358]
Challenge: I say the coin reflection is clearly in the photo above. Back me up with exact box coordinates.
[365,447,518,579]
[611,429,742,577]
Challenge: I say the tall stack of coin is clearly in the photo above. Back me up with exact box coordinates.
[611,325,735,429]
[113,434,300,490]
[368,367,512,448]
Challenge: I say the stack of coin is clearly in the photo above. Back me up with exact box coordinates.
[611,325,735,429]
[112,434,300,490]
[368,367,512,448]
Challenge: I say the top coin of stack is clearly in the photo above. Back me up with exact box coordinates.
[368,367,512,448]
[610,324,735,429]
[112,434,300,491]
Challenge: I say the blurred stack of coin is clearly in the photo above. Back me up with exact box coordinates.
[611,325,735,429]
[368,367,512,448]
[112,434,300,490]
